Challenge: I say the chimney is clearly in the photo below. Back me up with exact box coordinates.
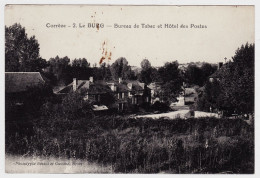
[111,83,115,91]
[119,77,122,83]
[218,62,223,70]
[73,78,77,91]
[89,76,93,83]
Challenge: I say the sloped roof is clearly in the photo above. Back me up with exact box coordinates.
[56,80,111,94]
[184,88,196,96]
[57,79,148,95]
[88,81,111,94]
[148,82,162,91]
[56,80,90,94]
[5,72,45,93]
[125,80,146,91]
[209,64,229,78]
[106,81,130,92]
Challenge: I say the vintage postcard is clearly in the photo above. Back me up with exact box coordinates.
[4,5,254,174]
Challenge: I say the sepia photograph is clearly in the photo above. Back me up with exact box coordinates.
[4,4,255,174]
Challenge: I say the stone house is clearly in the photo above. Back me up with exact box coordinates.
[5,72,46,105]
[56,77,151,112]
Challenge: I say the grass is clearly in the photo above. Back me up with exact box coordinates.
[5,114,254,173]
[5,154,112,173]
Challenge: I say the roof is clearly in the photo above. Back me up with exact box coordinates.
[209,64,229,79]
[88,81,112,94]
[92,105,108,111]
[57,79,148,94]
[57,80,111,94]
[5,72,45,93]
[148,82,162,91]
[56,80,90,94]
[125,80,146,91]
[184,96,196,102]
[106,81,130,92]
[184,88,196,96]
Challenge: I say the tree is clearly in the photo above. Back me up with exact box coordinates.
[184,63,217,86]
[158,61,183,103]
[197,43,254,115]
[200,63,217,80]
[98,62,112,80]
[185,64,204,86]
[221,43,254,115]
[47,56,71,85]
[41,91,94,121]
[5,23,47,72]
[110,57,135,80]
[196,79,221,112]
[69,58,92,80]
[140,59,151,70]
[138,59,153,84]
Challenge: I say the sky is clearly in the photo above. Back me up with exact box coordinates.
[5,5,254,67]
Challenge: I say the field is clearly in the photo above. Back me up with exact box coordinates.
[6,114,254,173]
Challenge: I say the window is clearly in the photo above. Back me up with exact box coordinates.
[118,92,122,99]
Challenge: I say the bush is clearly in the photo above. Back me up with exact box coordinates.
[151,101,170,113]
[41,92,94,121]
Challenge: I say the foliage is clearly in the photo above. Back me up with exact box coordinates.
[5,23,47,72]
[140,59,151,70]
[41,92,94,121]
[158,61,183,103]
[138,59,160,84]
[185,63,217,86]
[196,79,221,112]
[92,62,112,80]
[196,43,254,115]
[47,55,71,85]
[69,58,92,79]
[23,84,54,114]
[110,57,136,80]
[6,115,254,173]
[151,101,170,112]
[220,43,254,114]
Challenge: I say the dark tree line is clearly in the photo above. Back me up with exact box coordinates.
[197,43,254,115]
[184,63,217,86]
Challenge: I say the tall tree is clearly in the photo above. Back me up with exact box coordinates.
[70,58,92,80]
[5,23,47,72]
[140,59,151,70]
[47,56,71,85]
[110,57,135,80]
[184,63,217,86]
[158,61,183,103]
[221,43,254,114]
[197,43,254,115]
[138,59,153,84]
[184,64,203,86]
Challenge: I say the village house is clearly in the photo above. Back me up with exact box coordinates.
[56,77,151,112]
[5,72,47,105]
[209,62,224,82]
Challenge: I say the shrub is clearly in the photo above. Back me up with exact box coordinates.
[151,101,170,112]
